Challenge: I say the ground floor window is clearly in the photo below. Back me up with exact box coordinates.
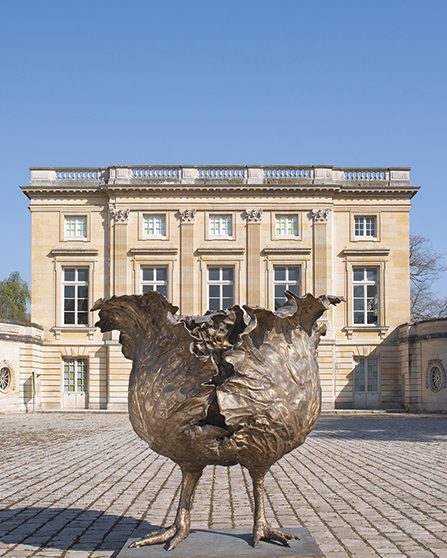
[273,266,301,309]
[141,267,168,296]
[353,357,379,408]
[207,266,234,311]
[63,359,87,393]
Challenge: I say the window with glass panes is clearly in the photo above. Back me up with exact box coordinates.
[143,214,166,238]
[353,358,379,393]
[141,267,168,296]
[209,214,232,238]
[273,266,300,309]
[275,214,298,237]
[353,267,379,325]
[63,268,89,325]
[207,267,234,311]
[64,216,87,240]
[63,359,87,392]
[354,216,376,238]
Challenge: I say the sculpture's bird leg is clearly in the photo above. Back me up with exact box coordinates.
[249,468,297,547]
[129,467,203,551]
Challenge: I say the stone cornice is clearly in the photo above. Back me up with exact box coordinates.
[342,248,390,257]
[128,246,178,256]
[49,248,100,257]
[195,247,245,256]
[262,247,312,256]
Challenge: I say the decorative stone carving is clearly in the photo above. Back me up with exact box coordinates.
[311,209,331,223]
[244,209,263,223]
[426,360,446,393]
[110,208,130,224]
[178,209,196,224]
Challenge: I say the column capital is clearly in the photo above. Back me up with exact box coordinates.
[244,209,263,223]
[110,208,130,224]
[311,208,331,224]
[177,209,197,224]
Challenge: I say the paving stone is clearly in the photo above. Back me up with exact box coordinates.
[0,414,446,557]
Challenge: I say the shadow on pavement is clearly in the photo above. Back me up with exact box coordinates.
[312,415,447,442]
[0,506,156,556]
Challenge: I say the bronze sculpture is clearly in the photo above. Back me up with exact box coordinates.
[93,290,342,551]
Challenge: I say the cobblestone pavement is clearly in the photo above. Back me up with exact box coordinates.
[0,414,446,558]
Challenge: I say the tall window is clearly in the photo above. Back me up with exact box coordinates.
[64,216,87,240]
[208,267,234,311]
[143,214,166,238]
[353,267,379,325]
[354,358,379,393]
[64,359,87,392]
[63,268,89,325]
[354,216,377,239]
[273,266,300,309]
[275,214,298,237]
[209,214,232,238]
[141,267,168,296]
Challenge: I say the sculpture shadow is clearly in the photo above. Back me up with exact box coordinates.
[0,507,155,556]
[0,508,259,556]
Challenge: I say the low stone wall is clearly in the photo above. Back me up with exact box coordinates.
[399,319,447,412]
[0,320,43,412]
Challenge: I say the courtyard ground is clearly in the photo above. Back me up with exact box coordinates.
[0,413,446,558]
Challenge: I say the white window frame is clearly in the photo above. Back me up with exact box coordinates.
[62,267,89,326]
[354,215,377,240]
[207,266,235,311]
[142,214,167,239]
[274,214,299,239]
[141,266,169,296]
[63,358,87,393]
[352,267,379,326]
[64,215,88,241]
[208,214,233,239]
[273,265,301,309]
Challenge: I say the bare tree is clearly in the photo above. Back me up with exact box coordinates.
[410,235,447,321]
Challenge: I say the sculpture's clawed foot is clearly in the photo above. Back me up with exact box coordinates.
[252,522,298,547]
[129,520,190,551]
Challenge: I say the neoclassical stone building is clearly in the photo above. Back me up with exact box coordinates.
[16,165,419,411]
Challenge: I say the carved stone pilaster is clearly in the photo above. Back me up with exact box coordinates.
[178,209,196,224]
[244,209,263,223]
[110,208,130,224]
[311,209,331,224]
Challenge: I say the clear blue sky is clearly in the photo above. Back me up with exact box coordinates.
[1,0,446,293]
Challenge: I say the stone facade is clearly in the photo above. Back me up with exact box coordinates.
[0,320,43,412]
[399,319,447,412]
[13,165,418,411]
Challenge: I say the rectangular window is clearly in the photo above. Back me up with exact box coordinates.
[209,214,233,238]
[207,266,234,311]
[143,214,167,238]
[275,214,299,237]
[64,359,87,393]
[353,267,379,325]
[141,267,168,297]
[64,216,87,240]
[354,216,377,239]
[273,266,301,310]
[63,267,89,325]
[354,358,379,393]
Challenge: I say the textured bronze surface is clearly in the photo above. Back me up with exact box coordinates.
[93,291,342,551]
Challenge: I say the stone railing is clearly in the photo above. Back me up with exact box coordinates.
[28,166,412,186]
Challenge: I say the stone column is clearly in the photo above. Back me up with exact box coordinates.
[245,209,263,307]
[311,209,330,297]
[178,209,196,315]
[110,208,130,296]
